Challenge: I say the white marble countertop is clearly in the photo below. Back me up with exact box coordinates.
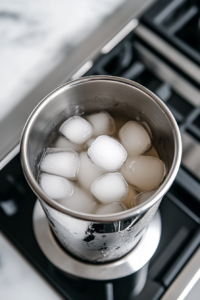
[0,0,125,122]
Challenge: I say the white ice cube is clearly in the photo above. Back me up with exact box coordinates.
[121,155,165,191]
[40,149,79,180]
[119,121,151,155]
[59,187,97,214]
[77,152,105,190]
[90,172,128,204]
[60,116,93,144]
[133,189,157,206]
[88,135,127,171]
[96,202,126,215]
[53,136,84,152]
[86,111,115,137]
[40,173,73,200]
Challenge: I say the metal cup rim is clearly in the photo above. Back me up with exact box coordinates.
[20,75,182,222]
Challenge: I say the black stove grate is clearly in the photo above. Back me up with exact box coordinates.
[141,0,200,65]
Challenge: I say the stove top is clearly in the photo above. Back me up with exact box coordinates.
[0,1,200,299]
[141,0,200,65]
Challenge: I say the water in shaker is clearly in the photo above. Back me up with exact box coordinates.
[38,111,165,215]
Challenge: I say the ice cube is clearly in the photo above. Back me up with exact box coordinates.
[121,156,165,191]
[59,116,93,144]
[59,187,97,214]
[53,136,84,152]
[96,202,126,215]
[40,149,79,180]
[88,135,127,171]
[77,152,105,190]
[84,138,96,150]
[119,121,151,155]
[86,111,115,137]
[40,173,73,200]
[122,185,138,208]
[132,189,157,207]
[90,172,128,204]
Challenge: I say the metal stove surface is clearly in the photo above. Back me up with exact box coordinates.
[0,1,200,299]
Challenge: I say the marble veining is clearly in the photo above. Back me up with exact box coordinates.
[0,0,125,121]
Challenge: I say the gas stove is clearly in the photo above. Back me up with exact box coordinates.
[0,1,199,299]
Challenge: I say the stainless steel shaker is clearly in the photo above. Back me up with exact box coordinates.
[20,76,182,263]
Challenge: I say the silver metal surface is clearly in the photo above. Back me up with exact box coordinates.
[101,19,138,54]
[161,249,200,300]
[71,60,93,80]
[33,200,162,280]
[135,24,200,83]
[20,76,181,262]
[134,42,200,107]
[0,0,154,165]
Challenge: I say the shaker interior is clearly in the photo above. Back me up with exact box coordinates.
[27,79,175,181]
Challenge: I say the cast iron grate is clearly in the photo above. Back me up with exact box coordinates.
[141,0,200,65]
